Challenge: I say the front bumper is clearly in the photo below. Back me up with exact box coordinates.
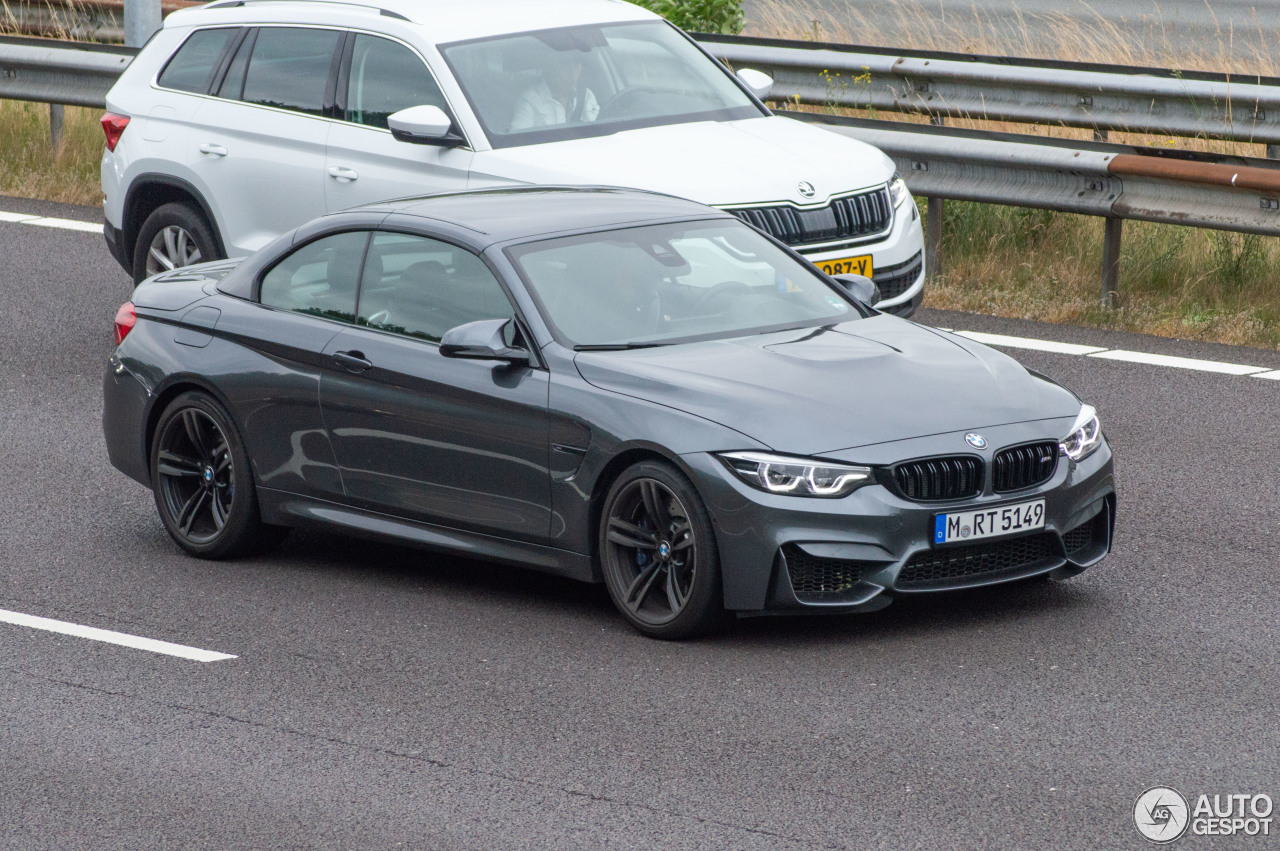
[681,431,1115,615]
[795,195,925,316]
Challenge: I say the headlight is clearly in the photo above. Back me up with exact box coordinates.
[1060,405,1103,461]
[887,173,910,208]
[719,451,872,498]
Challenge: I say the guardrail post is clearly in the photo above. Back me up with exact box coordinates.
[926,115,945,278]
[124,0,161,48]
[49,103,64,149]
[1100,217,1123,307]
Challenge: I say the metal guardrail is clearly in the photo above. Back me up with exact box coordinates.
[783,111,1280,302]
[4,34,1280,304]
[0,34,132,108]
[701,34,1280,155]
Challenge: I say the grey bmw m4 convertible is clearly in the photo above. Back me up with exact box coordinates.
[103,187,1115,639]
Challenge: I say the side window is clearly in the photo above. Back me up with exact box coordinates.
[358,233,513,343]
[240,27,342,116]
[345,35,449,130]
[157,28,238,94]
[260,231,368,323]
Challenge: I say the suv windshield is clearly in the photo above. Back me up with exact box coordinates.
[440,21,763,148]
[507,220,861,348]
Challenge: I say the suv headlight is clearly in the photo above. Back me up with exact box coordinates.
[719,451,872,498]
[887,173,910,208]
[1060,405,1103,461]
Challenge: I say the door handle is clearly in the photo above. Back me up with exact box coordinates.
[198,143,228,157]
[332,350,372,373]
[327,166,359,183]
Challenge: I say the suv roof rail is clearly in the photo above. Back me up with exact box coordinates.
[202,0,410,20]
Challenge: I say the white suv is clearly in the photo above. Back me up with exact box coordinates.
[101,0,925,314]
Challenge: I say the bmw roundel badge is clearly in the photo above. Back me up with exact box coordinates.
[965,433,987,449]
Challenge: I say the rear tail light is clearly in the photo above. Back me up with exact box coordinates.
[101,112,130,152]
[114,302,136,345]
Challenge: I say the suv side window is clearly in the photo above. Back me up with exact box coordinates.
[358,233,513,343]
[157,28,238,94]
[344,35,449,130]
[240,27,343,116]
[260,231,369,323]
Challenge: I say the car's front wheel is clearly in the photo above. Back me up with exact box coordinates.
[598,460,722,639]
[151,391,279,559]
[133,202,219,283]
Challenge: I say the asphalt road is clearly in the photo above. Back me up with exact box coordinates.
[748,0,1280,69]
[2,195,1278,849]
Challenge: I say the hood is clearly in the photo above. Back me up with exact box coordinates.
[573,316,1082,456]
[469,116,894,208]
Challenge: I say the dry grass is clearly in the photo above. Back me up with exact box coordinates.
[749,0,1280,350]
[0,99,104,205]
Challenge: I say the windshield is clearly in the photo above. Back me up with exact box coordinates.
[439,21,764,148]
[507,220,862,348]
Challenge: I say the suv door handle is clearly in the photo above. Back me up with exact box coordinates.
[332,350,372,373]
[198,143,228,157]
[327,166,359,183]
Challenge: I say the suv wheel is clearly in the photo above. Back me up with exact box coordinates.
[133,202,219,283]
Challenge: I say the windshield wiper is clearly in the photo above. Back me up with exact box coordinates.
[573,342,670,351]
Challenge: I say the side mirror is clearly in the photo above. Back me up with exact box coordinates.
[440,318,530,365]
[737,68,773,100]
[834,273,881,308]
[388,105,466,147]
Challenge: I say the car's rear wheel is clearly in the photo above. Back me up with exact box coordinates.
[133,202,218,283]
[598,460,722,639]
[151,391,279,559]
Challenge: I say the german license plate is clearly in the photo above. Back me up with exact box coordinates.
[934,499,1045,545]
[815,254,873,277]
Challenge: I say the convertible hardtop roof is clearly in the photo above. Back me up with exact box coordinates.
[363,186,735,245]
[190,0,655,42]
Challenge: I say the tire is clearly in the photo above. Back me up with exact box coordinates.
[150,391,281,559]
[598,460,722,640]
[132,202,220,283]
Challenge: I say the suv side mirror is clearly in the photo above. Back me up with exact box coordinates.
[833,273,881,308]
[388,105,466,147]
[440,318,530,365]
[737,68,773,100]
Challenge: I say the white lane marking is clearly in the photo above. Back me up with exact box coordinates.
[954,329,1108,356]
[1087,349,1269,375]
[947,328,1280,381]
[0,608,237,662]
[0,208,103,233]
[25,217,104,233]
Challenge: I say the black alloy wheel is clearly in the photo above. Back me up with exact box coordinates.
[599,460,722,639]
[151,391,279,559]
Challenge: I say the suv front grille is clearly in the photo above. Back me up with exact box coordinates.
[993,441,1059,492]
[729,188,892,248]
[783,545,866,603]
[873,251,924,302]
[891,456,983,502]
[896,533,1059,588]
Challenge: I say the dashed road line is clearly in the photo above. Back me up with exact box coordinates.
[0,608,237,662]
[1087,349,1269,375]
[948,328,1280,380]
[0,208,103,233]
[954,329,1108,356]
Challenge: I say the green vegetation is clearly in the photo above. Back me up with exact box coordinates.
[632,0,744,35]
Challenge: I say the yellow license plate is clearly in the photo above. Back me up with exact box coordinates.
[815,254,873,277]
